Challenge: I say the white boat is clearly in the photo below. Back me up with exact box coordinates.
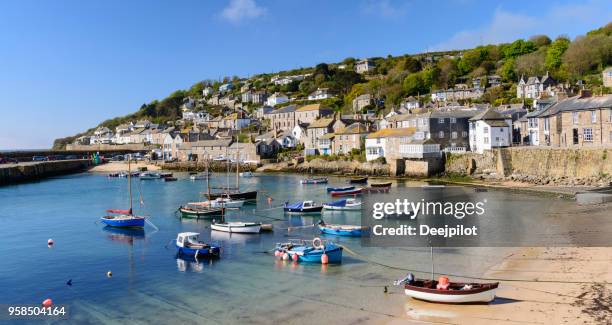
[323,198,362,210]
[395,273,498,304]
[189,173,211,180]
[211,222,262,233]
[239,171,254,177]
[421,184,446,189]
[193,197,245,208]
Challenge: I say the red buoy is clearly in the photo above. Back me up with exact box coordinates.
[274,250,281,257]
[42,298,53,308]
[47,239,54,246]
[321,253,329,264]
[292,253,299,262]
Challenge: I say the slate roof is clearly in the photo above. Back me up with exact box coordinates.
[469,108,510,121]
[541,94,612,117]
[366,127,416,139]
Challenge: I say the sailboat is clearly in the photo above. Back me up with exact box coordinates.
[179,157,224,218]
[101,157,146,228]
[206,149,257,202]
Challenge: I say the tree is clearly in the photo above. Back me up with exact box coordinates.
[515,50,546,76]
[529,35,552,47]
[563,34,612,77]
[314,63,330,77]
[402,73,426,96]
[458,47,488,74]
[401,56,422,73]
[503,39,536,58]
[331,70,364,95]
[545,37,570,72]
[498,58,516,82]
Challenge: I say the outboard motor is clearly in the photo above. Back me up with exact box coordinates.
[393,273,415,286]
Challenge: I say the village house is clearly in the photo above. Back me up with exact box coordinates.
[352,94,373,112]
[266,104,297,131]
[431,86,484,102]
[255,106,273,119]
[203,86,213,97]
[187,139,233,161]
[355,59,375,74]
[472,75,502,89]
[241,91,253,103]
[603,67,612,88]
[219,113,250,130]
[134,120,151,129]
[266,93,289,107]
[332,122,369,155]
[291,123,308,143]
[295,103,334,125]
[517,72,557,99]
[400,96,420,111]
[469,108,513,153]
[536,92,612,148]
[91,127,113,144]
[229,142,262,163]
[162,133,183,161]
[219,96,237,108]
[255,130,297,149]
[207,94,220,106]
[129,128,148,144]
[182,110,209,124]
[364,128,416,161]
[305,118,335,154]
[219,82,233,93]
[307,88,333,100]
[251,91,268,105]
[255,139,282,160]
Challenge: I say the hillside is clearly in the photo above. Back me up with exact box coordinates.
[53,22,612,149]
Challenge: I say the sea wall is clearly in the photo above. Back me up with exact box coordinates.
[160,161,257,172]
[445,147,612,186]
[65,144,157,151]
[0,160,91,186]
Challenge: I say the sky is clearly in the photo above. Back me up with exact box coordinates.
[0,0,610,149]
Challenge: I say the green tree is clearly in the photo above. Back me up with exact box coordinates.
[402,73,426,96]
[529,35,552,47]
[503,39,536,58]
[401,56,422,73]
[498,58,516,82]
[545,37,570,72]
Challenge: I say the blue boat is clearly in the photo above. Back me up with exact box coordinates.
[326,186,355,192]
[318,220,366,237]
[101,210,145,228]
[175,232,221,258]
[283,200,323,214]
[274,238,343,264]
[322,198,362,210]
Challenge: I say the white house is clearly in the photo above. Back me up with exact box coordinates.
[162,133,183,161]
[203,86,213,97]
[468,108,512,153]
[219,82,233,93]
[292,123,308,143]
[355,59,375,74]
[266,93,289,107]
[307,88,333,101]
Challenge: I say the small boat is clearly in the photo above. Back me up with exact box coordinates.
[202,197,245,208]
[207,190,257,202]
[164,177,178,182]
[364,186,390,193]
[474,188,488,193]
[301,177,328,184]
[101,209,145,228]
[274,238,343,264]
[108,172,120,177]
[283,200,323,214]
[326,186,355,192]
[370,181,392,187]
[140,172,161,180]
[348,177,368,184]
[318,221,366,237]
[239,171,254,177]
[211,221,262,233]
[175,232,221,258]
[421,184,446,189]
[330,187,363,197]
[179,204,225,218]
[160,172,173,178]
[394,274,498,303]
[189,173,210,180]
[260,224,274,232]
[323,198,362,210]
[118,171,139,178]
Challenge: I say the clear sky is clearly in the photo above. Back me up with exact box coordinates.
[0,0,610,149]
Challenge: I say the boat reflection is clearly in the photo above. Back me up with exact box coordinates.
[175,255,216,273]
[102,226,145,245]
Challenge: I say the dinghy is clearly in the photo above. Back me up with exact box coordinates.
[330,187,363,197]
[274,238,343,263]
[301,177,328,184]
[163,177,178,182]
[179,204,225,218]
[326,186,355,192]
[348,177,368,184]
[283,200,323,214]
[318,221,366,237]
[323,198,362,210]
[239,171,254,177]
[395,273,498,303]
[139,172,161,180]
[370,181,392,187]
[421,184,446,189]
[189,173,211,180]
[211,222,262,233]
[175,232,221,258]
[196,197,245,208]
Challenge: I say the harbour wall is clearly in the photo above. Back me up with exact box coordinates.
[0,160,91,186]
[445,147,612,186]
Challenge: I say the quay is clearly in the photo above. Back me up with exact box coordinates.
[0,160,91,186]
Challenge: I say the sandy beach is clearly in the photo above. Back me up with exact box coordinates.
[88,161,161,172]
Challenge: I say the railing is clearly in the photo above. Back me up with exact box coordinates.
[442,147,467,154]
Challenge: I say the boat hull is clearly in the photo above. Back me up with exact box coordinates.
[179,207,224,218]
[326,186,355,192]
[293,246,343,263]
[301,178,328,184]
[323,203,362,210]
[348,177,368,184]
[330,189,363,197]
[175,243,220,258]
[211,223,261,233]
[284,206,323,214]
[404,287,496,303]
[208,191,257,202]
[319,226,364,237]
[100,216,145,228]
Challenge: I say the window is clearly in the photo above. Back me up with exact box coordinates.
[583,128,593,142]
[438,131,445,138]
[484,137,489,144]
[450,117,457,123]
[376,138,381,144]
[451,131,458,139]
[591,111,597,124]
[462,131,468,137]
[438,118,445,124]
[573,112,578,125]
[483,127,489,133]
[423,119,428,126]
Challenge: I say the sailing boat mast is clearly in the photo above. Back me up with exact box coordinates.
[206,155,211,200]
[235,151,239,191]
[128,156,133,215]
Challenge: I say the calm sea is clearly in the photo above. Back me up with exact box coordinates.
[0,172,573,324]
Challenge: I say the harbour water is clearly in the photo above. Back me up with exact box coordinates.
[0,172,579,324]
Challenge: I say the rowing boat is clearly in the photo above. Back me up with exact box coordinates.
[211,222,262,233]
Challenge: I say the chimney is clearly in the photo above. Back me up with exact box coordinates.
[578,89,592,99]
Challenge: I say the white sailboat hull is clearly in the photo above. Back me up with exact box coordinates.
[210,200,245,208]
[211,223,261,233]
[323,203,362,210]
[404,288,496,303]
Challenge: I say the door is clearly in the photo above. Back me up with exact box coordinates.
[572,129,579,145]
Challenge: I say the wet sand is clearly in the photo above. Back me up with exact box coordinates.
[89,161,161,172]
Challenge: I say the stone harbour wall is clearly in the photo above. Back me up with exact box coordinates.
[0,160,91,186]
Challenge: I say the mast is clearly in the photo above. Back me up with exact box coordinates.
[128,156,133,215]
[206,155,211,200]
[235,151,239,190]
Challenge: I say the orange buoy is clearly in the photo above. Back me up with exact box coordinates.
[292,253,299,261]
[42,298,53,308]
[321,253,329,264]
[47,239,54,246]
[282,253,289,260]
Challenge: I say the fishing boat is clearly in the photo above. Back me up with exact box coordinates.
[197,197,245,208]
[101,158,146,228]
[394,273,498,303]
[421,184,446,189]
[323,198,362,210]
[274,238,343,263]
[140,172,161,180]
[118,171,139,178]
[211,221,262,233]
[301,177,328,184]
[163,177,178,182]
[318,220,366,237]
[348,177,368,184]
[330,187,363,197]
[175,232,221,258]
[206,150,257,202]
[326,185,355,192]
[179,203,225,218]
[239,171,254,177]
[283,200,323,214]
[160,172,173,178]
[364,186,390,193]
[370,181,392,187]
[108,172,120,177]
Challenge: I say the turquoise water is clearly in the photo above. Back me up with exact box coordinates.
[0,172,571,324]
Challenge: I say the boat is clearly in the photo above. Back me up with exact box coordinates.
[323,198,362,210]
[101,158,146,228]
[318,221,366,237]
[474,188,488,192]
[421,184,446,189]
[205,150,257,202]
[370,181,392,187]
[326,186,355,192]
[211,221,262,233]
[179,204,225,218]
[108,172,120,177]
[348,177,368,184]
[364,186,390,193]
[239,171,254,177]
[163,177,178,182]
[197,197,245,208]
[118,171,139,178]
[330,187,363,197]
[283,200,323,214]
[274,238,343,263]
[394,274,498,303]
[189,173,211,180]
[140,172,161,180]
[175,232,221,258]
[301,177,328,184]
[160,172,173,178]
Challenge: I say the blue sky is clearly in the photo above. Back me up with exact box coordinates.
[0,0,610,149]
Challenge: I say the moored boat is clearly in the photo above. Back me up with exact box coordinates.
[394,273,498,303]
[348,177,368,184]
[323,198,362,210]
[206,190,257,202]
[326,185,355,192]
[211,221,262,233]
[301,177,328,184]
[159,172,173,178]
[179,204,225,218]
[196,197,245,208]
[330,187,363,197]
[140,172,161,180]
[370,181,392,187]
[175,232,221,258]
[283,200,323,214]
[274,238,342,264]
[189,173,211,180]
[163,177,178,182]
[421,184,446,189]
[364,186,390,193]
[239,171,254,177]
[318,221,366,237]
[101,158,146,228]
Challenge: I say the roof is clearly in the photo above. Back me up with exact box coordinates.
[308,118,335,128]
[366,127,416,139]
[335,123,368,134]
[469,108,510,121]
[296,103,332,112]
[270,104,296,114]
[319,133,335,140]
[230,142,255,149]
[542,94,612,117]
[484,120,510,127]
[189,139,233,148]
[406,138,437,145]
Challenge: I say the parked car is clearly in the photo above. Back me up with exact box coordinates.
[0,157,19,164]
[32,156,48,161]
